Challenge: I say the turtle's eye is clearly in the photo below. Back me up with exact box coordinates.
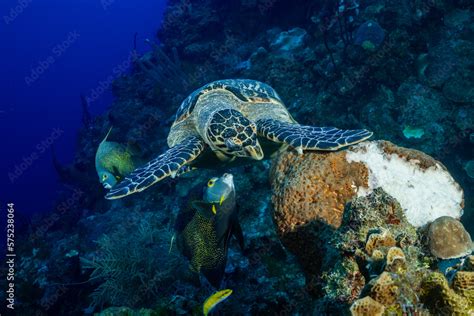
[102,174,108,181]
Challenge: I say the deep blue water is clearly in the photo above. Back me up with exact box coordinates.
[1,0,166,219]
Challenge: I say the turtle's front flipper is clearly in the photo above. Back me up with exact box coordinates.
[105,137,205,199]
[256,119,373,152]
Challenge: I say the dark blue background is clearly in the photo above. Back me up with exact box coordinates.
[0,0,166,219]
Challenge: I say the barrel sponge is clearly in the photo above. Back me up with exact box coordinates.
[350,296,385,316]
[370,272,399,306]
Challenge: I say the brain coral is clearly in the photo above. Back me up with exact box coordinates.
[428,216,473,259]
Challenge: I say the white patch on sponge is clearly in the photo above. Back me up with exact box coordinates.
[346,142,464,227]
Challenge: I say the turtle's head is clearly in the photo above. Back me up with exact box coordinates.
[207,109,263,160]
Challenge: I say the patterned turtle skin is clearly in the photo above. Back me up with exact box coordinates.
[106,79,373,199]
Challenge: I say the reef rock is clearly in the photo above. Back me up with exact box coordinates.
[269,27,308,52]
[354,20,385,50]
[271,140,464,233]
[428,216,473,259]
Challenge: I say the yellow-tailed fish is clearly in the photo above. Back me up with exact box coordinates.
[203,289,233,316]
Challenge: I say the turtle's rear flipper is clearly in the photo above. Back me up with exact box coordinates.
[105,137,205,199]
[256,119,373,152]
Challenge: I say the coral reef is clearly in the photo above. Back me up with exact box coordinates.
[318,188,432,314]
[13,0,474,314]
[428,216,473,259]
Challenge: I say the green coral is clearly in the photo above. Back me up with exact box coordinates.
[402,126,425,139]
[421,272,474,314]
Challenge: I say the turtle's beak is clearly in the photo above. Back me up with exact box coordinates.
[245,143,264,160]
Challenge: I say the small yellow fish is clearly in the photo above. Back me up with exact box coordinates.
[203,289,233,316]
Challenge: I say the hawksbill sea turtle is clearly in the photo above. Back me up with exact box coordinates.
[106,79,373,199]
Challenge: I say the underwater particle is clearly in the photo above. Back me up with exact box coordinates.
[421,272,473,314]
[203,289,233,316]
[385,247,406,273]
[464,160,474,179]
[350,296,385,316]
[402,126,425,139]
[354,20,385,50]
[365,231,396,256]
[369,272,399,306]
[428,216,473,259]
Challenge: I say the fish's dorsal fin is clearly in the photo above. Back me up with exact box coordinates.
[101,127,113,144]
